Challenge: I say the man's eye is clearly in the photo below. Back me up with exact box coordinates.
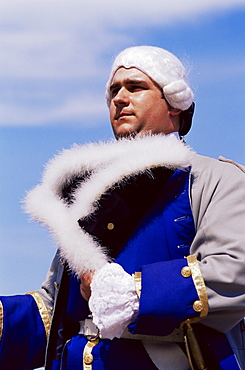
[129,85,145,92]
[111,88,119,97]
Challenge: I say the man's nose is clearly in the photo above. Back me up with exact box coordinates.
[113,88,130,106]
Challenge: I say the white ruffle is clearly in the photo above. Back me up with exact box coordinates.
[89,263,139,340]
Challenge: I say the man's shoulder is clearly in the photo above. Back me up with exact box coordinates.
[190,153,245,185]
[218,155,245,173]
[191,153,245,174]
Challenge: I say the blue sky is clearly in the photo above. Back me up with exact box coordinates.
[0,0,245,295]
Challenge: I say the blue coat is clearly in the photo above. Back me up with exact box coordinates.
[0,136,244,369]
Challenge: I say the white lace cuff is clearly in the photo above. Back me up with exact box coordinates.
[89,263,139,340]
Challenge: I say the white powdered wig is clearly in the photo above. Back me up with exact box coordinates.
[24,135,195,277]
[106,45,194,111]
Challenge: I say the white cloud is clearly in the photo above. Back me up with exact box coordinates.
[0,93,108,126]
[1,0,244,27]
[1,0,244,80]
[0,0,244,126]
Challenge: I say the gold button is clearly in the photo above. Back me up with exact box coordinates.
[193,300,204,312]
[107,222,114,230]
[54,282,59,290]
[84,353,93,365]
[59,258,65,266]
[181,266,192,278]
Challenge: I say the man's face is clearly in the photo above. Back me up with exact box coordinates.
[109,67,179,139]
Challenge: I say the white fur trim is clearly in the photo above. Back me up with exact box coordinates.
[24,135,194,277]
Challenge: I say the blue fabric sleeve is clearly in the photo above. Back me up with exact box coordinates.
[130,258,200,336]
[0,294,47,370]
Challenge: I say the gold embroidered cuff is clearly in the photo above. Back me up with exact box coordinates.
[186,255,209,322]
[0,301,3,340]
[133,271,142,298]
[26,291,51,338]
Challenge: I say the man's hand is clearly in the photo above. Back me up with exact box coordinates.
[80,271,94,301]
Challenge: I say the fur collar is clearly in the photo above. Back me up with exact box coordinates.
[24,135,194,276]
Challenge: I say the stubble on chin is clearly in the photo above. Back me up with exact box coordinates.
[115,131,138,140]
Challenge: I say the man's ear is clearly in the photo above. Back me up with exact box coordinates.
[169,107,181,116]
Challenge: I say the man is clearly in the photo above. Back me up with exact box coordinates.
[0,46,245,370]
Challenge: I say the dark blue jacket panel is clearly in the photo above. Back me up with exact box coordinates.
[60,335,157,370]
[0,294,47,370]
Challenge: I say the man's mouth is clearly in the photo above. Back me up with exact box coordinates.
[116,111,134,120]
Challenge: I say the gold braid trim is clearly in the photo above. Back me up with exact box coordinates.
[187,255,208,321]
[26,291,51,339]
[0,301,3,340]
[133,271,142,298]
[83,338,100,369]
[180,255,209,370]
